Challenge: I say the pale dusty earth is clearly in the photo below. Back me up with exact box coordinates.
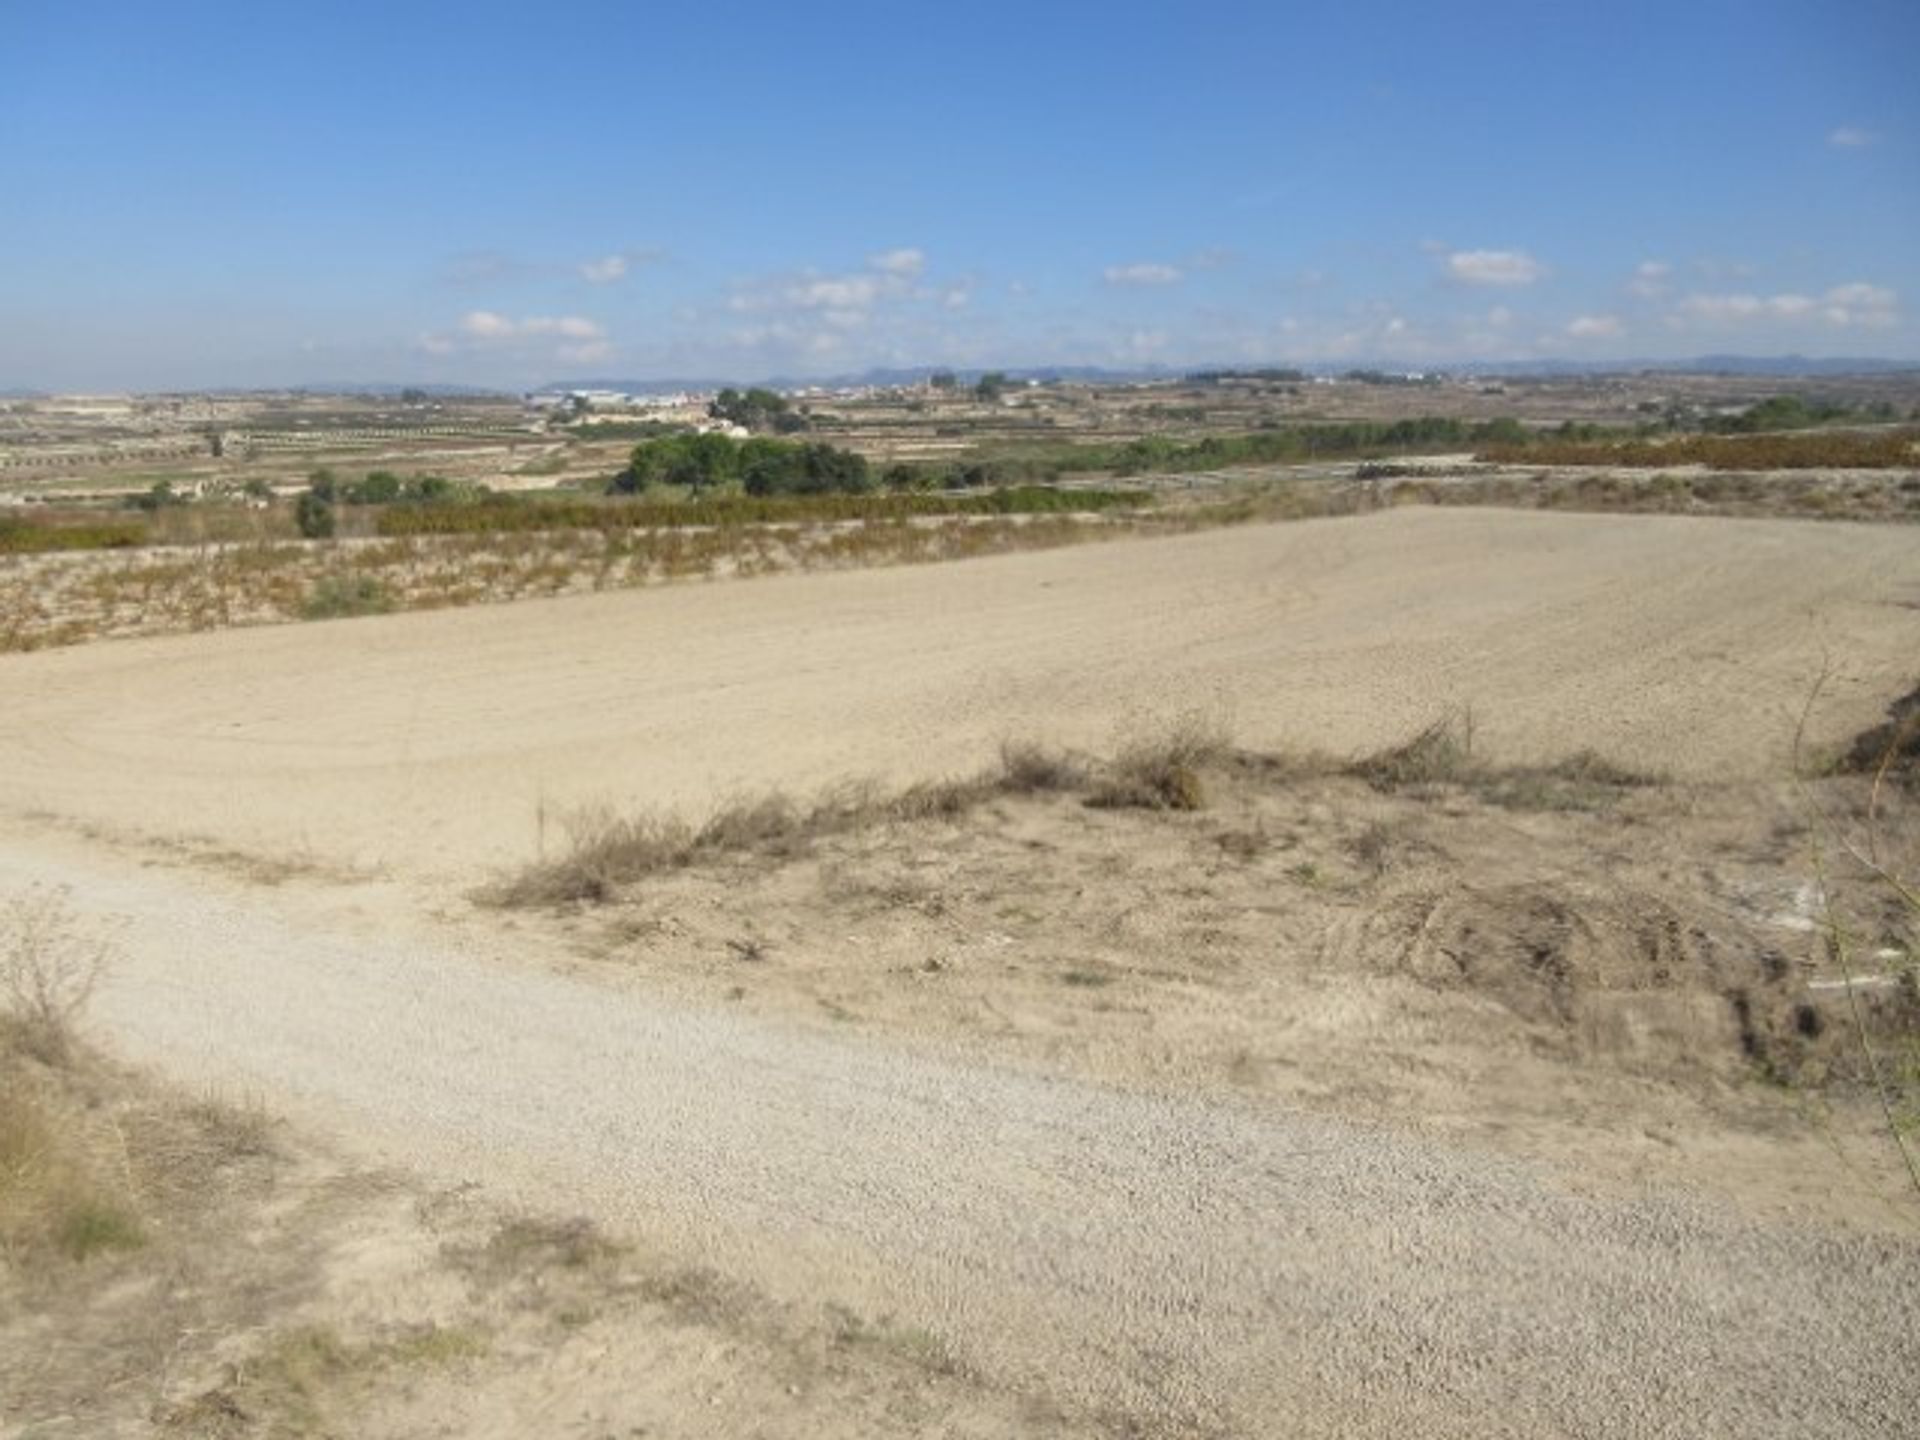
[5,507,1920,1437]
[5,507,1918,884]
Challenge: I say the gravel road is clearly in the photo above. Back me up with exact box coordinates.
[7,837,1916,1438]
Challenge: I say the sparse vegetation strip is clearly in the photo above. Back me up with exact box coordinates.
[487,715,1660,908]
[1478,428,1919,471]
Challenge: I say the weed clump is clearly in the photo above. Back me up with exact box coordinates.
[997,740,1085,793]
[1,891,106,1067]
[486,778,999,906]
[1841,681,1920,788]
[301,573,393,620]
[1353,718,1656,810]
[1351,718,1476,792]
[1088,713,1231,811]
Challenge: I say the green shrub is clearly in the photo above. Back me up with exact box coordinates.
[294,492,336,539]
[301,574,392,620]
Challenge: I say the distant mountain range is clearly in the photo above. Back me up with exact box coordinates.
[1440,355,1920,378]
[5,357,1915,401]
[544,356,1920,394]
[540,365,1175,395]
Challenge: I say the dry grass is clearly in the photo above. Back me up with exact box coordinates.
[488,719,1248,907]
[1350,714,1658,810]
[0,897,294,1289]
[8,465,1911,656]
[1841,681,1920,789]
[1,889,107,1066]
[1795,679,1920,1198]
[159,1321,489,1437]
[1350,716,1478,792]
[443,1212,627,1282]
[488,713,1676,909]
[0,1073,145,1266]
[997,739,1087,794]
[1087,712,1233,811]
[488,773,1002,907]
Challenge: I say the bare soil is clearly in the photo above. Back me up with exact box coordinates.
[4,508,1919,1436]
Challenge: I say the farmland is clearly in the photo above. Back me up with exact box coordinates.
[5,378,1920,1437]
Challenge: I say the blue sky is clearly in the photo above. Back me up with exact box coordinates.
[2,0,1915,389]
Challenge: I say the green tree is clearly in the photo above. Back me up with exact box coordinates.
[709,387,806,433]
[345,470,402,504]
[294,491,335,539]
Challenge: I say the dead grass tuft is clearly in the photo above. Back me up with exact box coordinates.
[1353,717,1657,811]
[1842,680,1920,788]
[0,1070,147,1268]
[179,1090,282,1164]
[1,890,107,1067]
[1087,712,1232,811]
[1475,750,1663,812]
[487,771,1011,907]
[159,1321,487,1437]
[997,739,1086,793]
[1351,717,1477,792]
[448,1213,626,1280]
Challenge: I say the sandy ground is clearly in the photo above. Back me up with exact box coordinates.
[5,509,1920,1435]
[4,508,1918,885]
[4,835,1917,1438]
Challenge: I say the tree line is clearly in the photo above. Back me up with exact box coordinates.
[611,433,872,496]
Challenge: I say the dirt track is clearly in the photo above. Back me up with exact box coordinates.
[5,508,1918,883]
[5,835,1918,1438]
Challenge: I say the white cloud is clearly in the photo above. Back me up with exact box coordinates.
[703,250,963,367]
[1566,314,1623,339]
[1821,282,1899,327]
[1627,260,1672,299]
[579,255,630,284]
[788,276,886,309]
[1828,126,1877,148]
[436,312,611,360]
[869,247,926,278]
[522,315,606,339]
[1678,293,1809,321]
[1676,283,1898,329]
[1103,262,1183,287]
[731,249,936,321]
[459,310,517,339]
[557,340,615,365]
[1444,249,1546,287]
[1825,282,1896,309]
[576,248,664,284]
[459,312,605,341]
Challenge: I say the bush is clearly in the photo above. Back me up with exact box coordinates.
[998,740,1085,793]
[301,574,392,620]
[1478,428,1917,471]
[294,491,335,539]
[1088,713,1231,810]
[1351,719,1476,792]
[0,514,146,553]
